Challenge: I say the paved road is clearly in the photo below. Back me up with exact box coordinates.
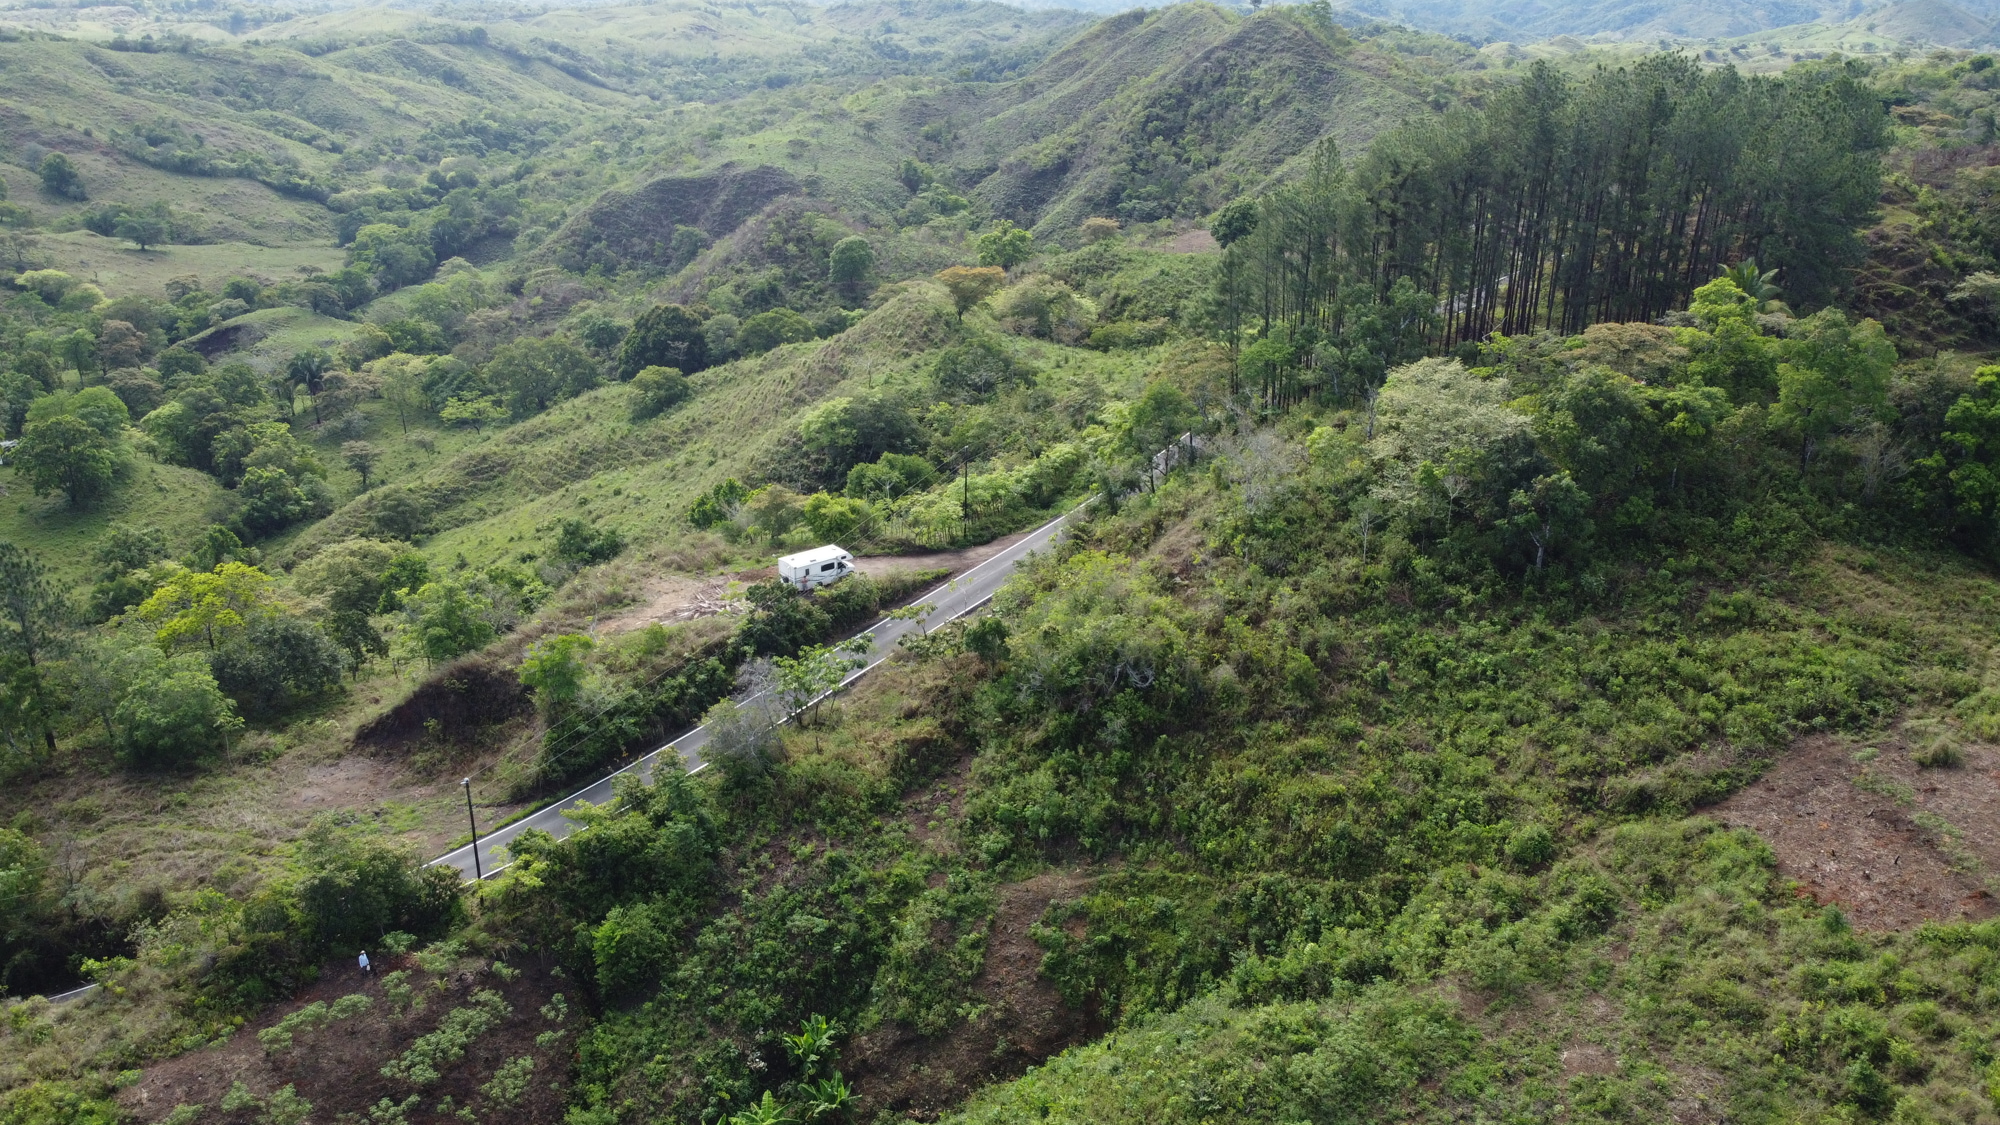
[429,506,1079,880]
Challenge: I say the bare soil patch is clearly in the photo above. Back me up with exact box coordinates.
[595,572,739,634]
[1710,730,2000,930]
[1165,227,1219,253]
[122,955,570,1125]
[845,871,1101,1121]
[284,755,413,816]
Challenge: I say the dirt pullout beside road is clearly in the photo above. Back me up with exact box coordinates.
[1711,730,2000,930]
[596,528,1043,635]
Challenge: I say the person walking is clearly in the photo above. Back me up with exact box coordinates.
[359,951,371,974]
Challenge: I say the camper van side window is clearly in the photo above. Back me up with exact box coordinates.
[822,562,836,572]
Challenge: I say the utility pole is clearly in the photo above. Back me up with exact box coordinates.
[959,447,970,544]
[462,778,482,881]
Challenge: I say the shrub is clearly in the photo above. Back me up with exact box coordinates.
[38,153,85,201]
[1505,824,1557,868]
[738,579,831,656]
[239,466,319,533]
[828,235,875,294]
[629,365,689,420]
[382,970,421,1017]
[1913,736,1964,768]
[845,452,935,500]
[115,652,241,768]
[257,994,369,1052]
[933,337,1026,400]
[0,1082,120,1125]
[995,275,1094,343]
[486,335,600,418]
[688,478,750,528]
[738,308,815,355]
[1087,318,1172,350]
[209,615,346,717]
[380,990,511,1086]
[937,265,1005,318]
[594,902,674,996]
[619,303,708,377]
[975,220,1033,269]
[12,414,118,504]
[795,394,920,486]
[700,698,780,788]
[802,492,868,541]
[553,518,624,565]
[481,1057,536,1108]
[404,579,500,665]
[520,633,594,712]
[293,819,463,953]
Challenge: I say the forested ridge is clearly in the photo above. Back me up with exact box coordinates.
[10,5,2000,1125]
[1217,53,1890,407]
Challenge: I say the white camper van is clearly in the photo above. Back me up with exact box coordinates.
[778,545,855,590]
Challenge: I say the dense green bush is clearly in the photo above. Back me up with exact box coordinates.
[619,303,708,378]
[291,817,464,954]
[738,308,815,355]
[592,902,675,997]
[736,580,830,657]
[628,365,689,420]
[208,616,346,718]
[493,767,719,970]
[115,651,241,768]
[552,518,625,566]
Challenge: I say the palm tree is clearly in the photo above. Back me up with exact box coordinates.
[1721,259,1790,314]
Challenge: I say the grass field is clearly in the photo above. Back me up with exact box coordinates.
[0,457,228,585]
[34,231,348,296]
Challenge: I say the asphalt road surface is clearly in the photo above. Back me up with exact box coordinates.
[429,506,1079,880]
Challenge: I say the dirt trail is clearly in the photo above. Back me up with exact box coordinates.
[1711,729,2000,930]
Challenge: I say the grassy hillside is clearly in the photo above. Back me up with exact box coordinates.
[15,7,2000,1125]
[942,5,1434,237]
[0,458,229,584]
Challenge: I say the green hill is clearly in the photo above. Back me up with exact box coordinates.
[1336,0,1856,41]
[937,5,1428,237]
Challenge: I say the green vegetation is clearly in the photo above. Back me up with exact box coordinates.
[13,4,2000,1125]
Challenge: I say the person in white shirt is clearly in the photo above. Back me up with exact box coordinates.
[359,951,371,973]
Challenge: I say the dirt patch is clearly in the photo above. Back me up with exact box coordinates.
[1710,730,2000,930]
[284,755,412,815]
[844,871,1101,1121]
[183,319,263,358]
[595,573,737,634]
[1165,227,1219,253]
[902,755,974,856]
[1561,1042,1618,1076]
[122,955,571,1125]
